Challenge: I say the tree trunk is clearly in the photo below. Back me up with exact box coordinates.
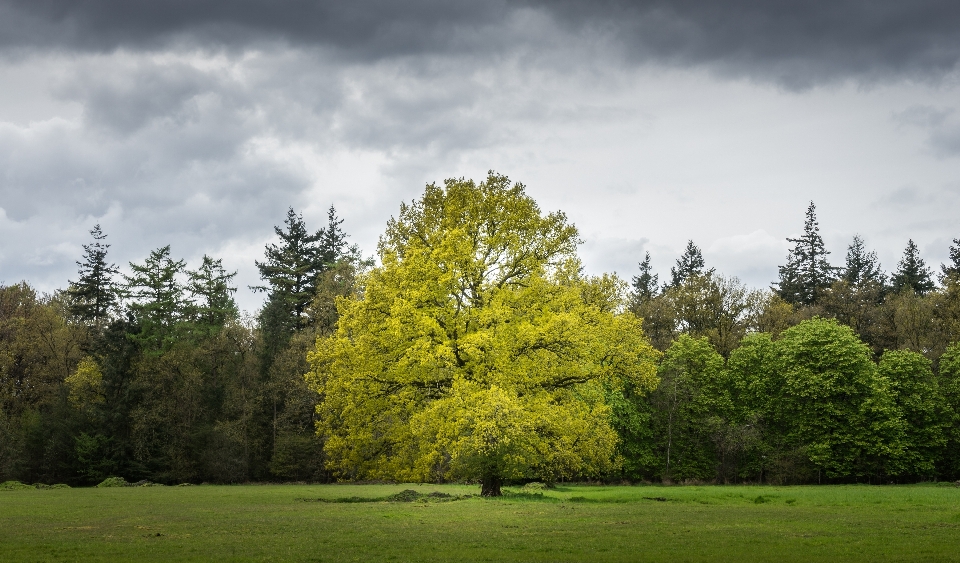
[480,473,502,497]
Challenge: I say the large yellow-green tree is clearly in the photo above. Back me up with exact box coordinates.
[307,173,659,495]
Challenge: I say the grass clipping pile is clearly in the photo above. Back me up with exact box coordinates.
[297,489,473,504]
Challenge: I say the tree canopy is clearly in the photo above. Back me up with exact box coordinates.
[306,173,659,495]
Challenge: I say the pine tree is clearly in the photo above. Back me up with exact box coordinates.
[891,239,935,295]
[68,224,119,327]
[670,241,712,287]
[775,202,836,306]
[843,235,885,288]
[123,246,187,351]
[631,252,659,304]
[941,238,960,282]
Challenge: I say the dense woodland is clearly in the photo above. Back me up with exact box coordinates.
[2,185,960,487]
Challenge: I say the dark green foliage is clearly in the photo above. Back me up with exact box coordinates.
[630,252,659,305]
[941,238,960,282]
[891,239,935,296]
[670,241,712,287]
[775,202,837,306]
[123,246,187,352]
[67,225,119,327]
[843,235,885,288]
[253,208,326,332]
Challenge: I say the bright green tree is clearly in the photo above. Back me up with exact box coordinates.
[877,350,949,478]
[649,335,729,482]
[768,318,905,480]
[307,173,659,495]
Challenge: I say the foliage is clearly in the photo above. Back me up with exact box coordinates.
[891,239,936,296]
[776,202,837,307]
[308,173,659,494]
[67,224,119,328]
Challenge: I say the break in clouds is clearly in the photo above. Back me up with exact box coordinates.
[2,0,960,311]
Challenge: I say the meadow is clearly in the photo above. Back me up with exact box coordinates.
[3,483,960,562]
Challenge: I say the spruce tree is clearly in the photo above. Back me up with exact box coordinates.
[843,235,885,288]
[670,241,712,287]
[68,224,119,327]
[941,238,960,282]
[253,208,326,331]
[631,252,659,304]
[775,202,836,306]
[891,239,935,295]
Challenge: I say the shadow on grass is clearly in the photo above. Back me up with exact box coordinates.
[297,490,472,503]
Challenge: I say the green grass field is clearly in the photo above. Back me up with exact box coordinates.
[3,482,960,562]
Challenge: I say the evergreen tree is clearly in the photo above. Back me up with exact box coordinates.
[843,235,885,288]
[670,240,712,287]
[186,255,238,332]
[68,225,119,327]
[253,208,325,332]
[775,202,836,306]
[941,238,960,282]
[123,246,187,352]
[631,252,659,304]
[891,239,935,296]
[318,205,350,268]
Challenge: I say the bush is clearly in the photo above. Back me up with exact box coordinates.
[0,480,34,490]
[96,477,129,488]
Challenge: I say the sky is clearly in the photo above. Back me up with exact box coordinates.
[2,0,960,312]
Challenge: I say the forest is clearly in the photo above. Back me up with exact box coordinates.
[2,173,960,489]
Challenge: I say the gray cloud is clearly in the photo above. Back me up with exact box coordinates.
[3,1,960,86]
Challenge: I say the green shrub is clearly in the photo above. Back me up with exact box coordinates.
[96,477,130,488]
[0,481,35,490]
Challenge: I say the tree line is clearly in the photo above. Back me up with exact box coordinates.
[1,207,365,485]
[2,184,960,487]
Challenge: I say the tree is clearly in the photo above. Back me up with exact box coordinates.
[891,239,935,296]
[123,246,187,352]
[68,225,119,328]
[843,235,885,288]
[630,252,659,306]
[767,318,904,481]
[649,335,728,482]
[877,350,948,478]
[306,173,659,495]
[253,208,326,332]
[941,238,960,283]
[775,202,836,306]
[670,241,712,287]
[186,255,238,333]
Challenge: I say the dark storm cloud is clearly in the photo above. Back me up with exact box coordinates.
[3,1,960,85]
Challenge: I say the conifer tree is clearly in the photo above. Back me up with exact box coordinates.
[775,202,836,306]
[631,252,659,304]
[891,239,935,295]
[68,224,119,327]
[186,255,238,331]
[123,246,187,351]
[670,240,712,287]
[253,208,325,331]
[941,238,960,282]
[843,235,885,288]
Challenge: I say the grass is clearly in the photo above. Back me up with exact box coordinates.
[3,482,960,561]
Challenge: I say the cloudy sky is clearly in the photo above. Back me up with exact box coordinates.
[2,1,960,311]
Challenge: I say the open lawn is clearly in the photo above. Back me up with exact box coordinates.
[3,482,960,562]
